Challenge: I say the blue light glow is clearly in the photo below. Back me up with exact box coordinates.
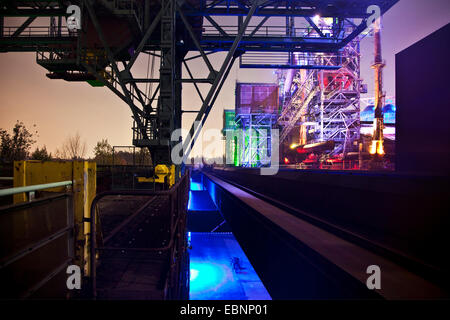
[188,191,193,210]
[188,190,218,211]
[190,178,204,191]
[189,261,233,295]
[361,104,396,124]
[189,232,272,300]
[190,269,199,281]
[208,182,217,207]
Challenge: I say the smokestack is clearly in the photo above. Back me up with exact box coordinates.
[370,16,385,156]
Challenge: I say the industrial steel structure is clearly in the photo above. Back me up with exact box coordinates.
[0,0,397,176]
[230,83,278,167]
[0,0,398,177]
[277,39,363,156]
[234,113,275,167]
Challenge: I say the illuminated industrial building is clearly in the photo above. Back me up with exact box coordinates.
[223,26,396,169]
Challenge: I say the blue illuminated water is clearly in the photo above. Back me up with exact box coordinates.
[188,174,271,300]
[189,232,271,300]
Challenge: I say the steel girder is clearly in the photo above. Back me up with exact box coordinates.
[182,0,398,18]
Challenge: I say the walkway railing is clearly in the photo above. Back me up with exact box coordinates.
[0,180,72,201]
[1,26,75,37]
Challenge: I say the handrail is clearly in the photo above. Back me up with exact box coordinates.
[201,25,338,38]
[2,26,75,37]
[0,180,72,197]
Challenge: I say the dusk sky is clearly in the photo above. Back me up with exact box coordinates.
[1,0,449,158]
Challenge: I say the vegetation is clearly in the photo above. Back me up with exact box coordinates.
[0,121,37,163]
[55,133,87,160]
[93,140,152,166]
[93,139,113,165]
[31,146,52,161]
[0,123,152,165]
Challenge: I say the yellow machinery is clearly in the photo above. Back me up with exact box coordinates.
[13,160,96,276]
[137,164,176,189]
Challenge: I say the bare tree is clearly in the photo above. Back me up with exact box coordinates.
[55,133,87,160]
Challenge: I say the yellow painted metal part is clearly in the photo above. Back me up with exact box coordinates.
[13,161,73,203]
[136,164,176,188]
[13,160,96,276]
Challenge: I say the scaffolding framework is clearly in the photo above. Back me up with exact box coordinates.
[277,40,362,155]
[234,113,276,168]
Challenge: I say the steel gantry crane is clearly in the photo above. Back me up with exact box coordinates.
[0,0,399,181]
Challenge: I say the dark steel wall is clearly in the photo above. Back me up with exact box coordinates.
[395,23,450,175]
[202,172,380,299]
[207,168,450,282]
